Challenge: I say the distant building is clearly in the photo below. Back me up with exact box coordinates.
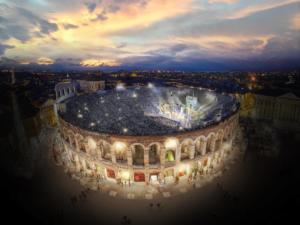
[252,92,300,129]
[54,81,77,101]
[77,80,105,93]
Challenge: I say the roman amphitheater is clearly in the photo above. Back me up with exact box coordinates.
[53,82,240,198]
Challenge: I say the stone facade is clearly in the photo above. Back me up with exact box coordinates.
[56,110,239,185]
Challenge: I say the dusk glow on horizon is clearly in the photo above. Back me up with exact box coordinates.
[0,0,300,70]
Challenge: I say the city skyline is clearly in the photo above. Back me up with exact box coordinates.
[0,0,300,71]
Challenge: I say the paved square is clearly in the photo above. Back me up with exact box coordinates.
[145,193,153,199]
[162,192,171,198]
[109,190,117,197]
[127,193,135,199]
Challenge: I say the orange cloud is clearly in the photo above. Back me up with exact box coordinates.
[291,13,300,29]
[227,0,299,19]
[80,59,120,67]
[37,57,54,65]
[208,0,238,4]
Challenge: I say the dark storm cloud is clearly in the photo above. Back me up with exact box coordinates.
[0,44,14,55]
[85,2,97,13]
[63,23,79,30]
[111,1,300,39]
[91,11,108,21]
[0,4,58,42]
[103,0,148,13]
[261,33,300,59]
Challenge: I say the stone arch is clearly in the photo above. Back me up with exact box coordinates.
[131,143,145,166]
[224,126,230,142]
[164,138,179,162]
[76,134,86,153]
[228,122,235,138]
[206,132,216,153]
[100,140,112,161]
[195,135,207,156]
[113,142,128,164]
[61,128,68,141]
[148,142,161,165]
[215,129,224,151]
[180,138,194,160]
[86,136,97,155]
[165,149,176,162]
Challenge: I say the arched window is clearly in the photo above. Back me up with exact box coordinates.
[79,141,86,153]
[101,141,111,160]
[149,144,160,165]
[215,131,223,151]
[195,137,206,156]
[206,133,216,153]
[180,139,194,160]
[165,150,175,162]
[132,145,144,166]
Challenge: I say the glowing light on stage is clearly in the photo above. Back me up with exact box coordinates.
[132,92,137,98]
[123,128,128,133]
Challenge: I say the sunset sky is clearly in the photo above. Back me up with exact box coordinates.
[0,0,299,70]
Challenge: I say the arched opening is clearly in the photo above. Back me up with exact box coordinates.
[149,144,160,165]
[195,137,206,156]
[79,141,86,153]
[101,141,111,161]
[132,145,144,166]
[165,150,175,162]
[215,131,223,151]
[69,134,75,147]
[180,139,194,160]
[224,128,228,142]
[115,143,127,164]
[206,133,216,153]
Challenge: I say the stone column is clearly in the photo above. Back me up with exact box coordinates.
[75,138,80,152]
[84,140,90,154]
[81,158,87,170]
[189,145,195,159]
[145,171,150,184]
[127,149,133,166]
[111,149,116,164]
[176,146,181,164]
[144,148,149,167]
[74,154,81,172]
[201,140,207,155]
[68,135,73,147]
[220,133,224,146]
[160,148,166,166]
[210,137,216,152]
